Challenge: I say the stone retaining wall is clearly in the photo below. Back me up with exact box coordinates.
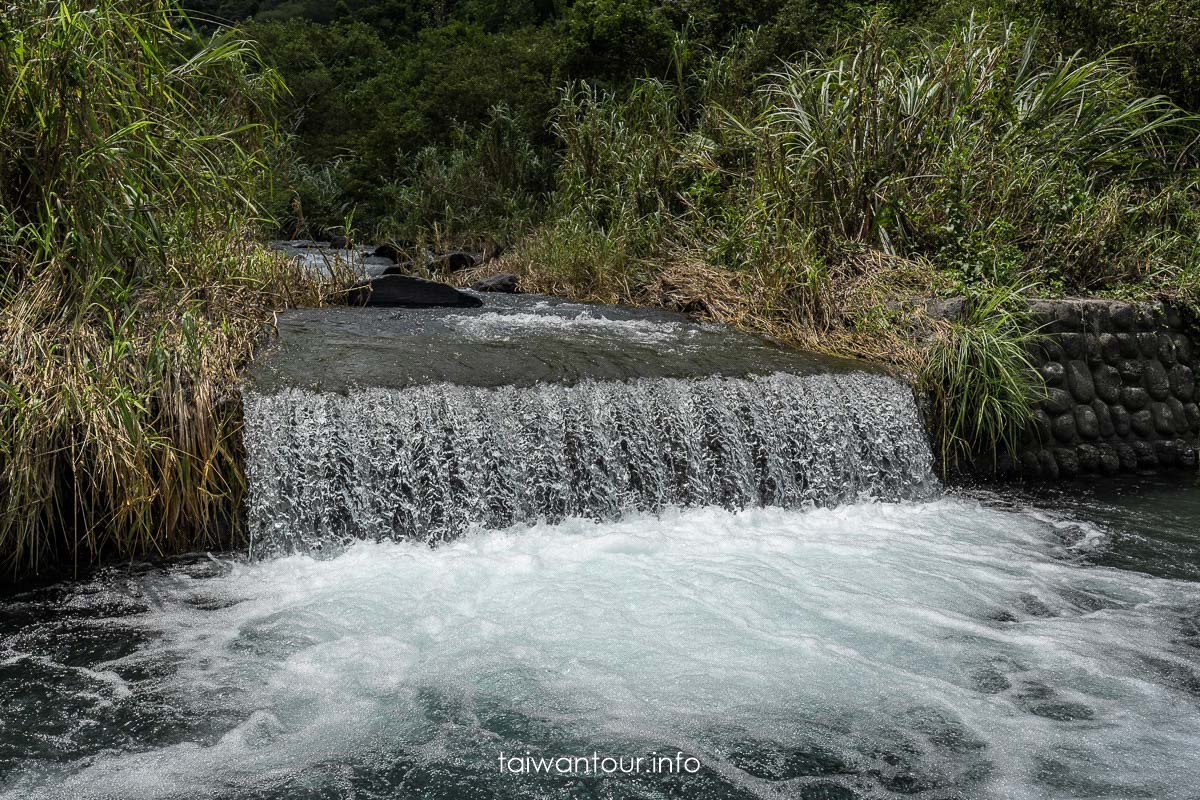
[1003,299,1199,478]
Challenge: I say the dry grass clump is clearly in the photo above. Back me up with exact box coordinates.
[0,1,325,577]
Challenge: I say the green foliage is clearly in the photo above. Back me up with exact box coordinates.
[923,287,1044,470]
[0,0,321,576]
[511,14,1200,465]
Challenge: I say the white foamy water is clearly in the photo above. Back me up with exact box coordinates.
[5,499,1199,799]
[442,309,693,342]
[243,372,935,555]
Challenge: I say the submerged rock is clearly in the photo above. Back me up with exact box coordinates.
[472,273,521,293]
[342,275,483,308]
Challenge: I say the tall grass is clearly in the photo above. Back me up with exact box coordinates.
[505,15,1200,468]
[0,1,321,576]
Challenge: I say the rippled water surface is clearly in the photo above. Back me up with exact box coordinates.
[3,488,1199,799]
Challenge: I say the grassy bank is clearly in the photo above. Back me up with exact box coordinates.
[471,16,1200,468]
[0,1,323,576]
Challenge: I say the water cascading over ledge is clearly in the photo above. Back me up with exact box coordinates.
[243,296,935,555]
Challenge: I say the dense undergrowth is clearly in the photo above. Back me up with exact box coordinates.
[0,1,324,576]
[483,17,1200,468]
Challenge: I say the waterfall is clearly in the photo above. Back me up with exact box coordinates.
[243,371,935,556]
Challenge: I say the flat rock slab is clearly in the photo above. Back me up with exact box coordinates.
[249,294,888,393]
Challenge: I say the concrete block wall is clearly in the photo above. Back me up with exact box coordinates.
[1004,300,1199,478]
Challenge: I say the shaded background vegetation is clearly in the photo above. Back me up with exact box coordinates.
[182,0,1200,244]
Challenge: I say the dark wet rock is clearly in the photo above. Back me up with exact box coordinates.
[1144,361,1171,400]
[342,275,483,309]
[1020,449,1041,475]
[1130,409,1154,437]
[1096,333,1120,364]
[1092,365,1121,403]
[1037,449,1060,479]
[1025,410,1053,446]
[1116,443,1138,471]
[1165,304,1184,329]
[1169,365,1194,400]
[1158,333,1179,364]
[1184,403,1200,429]
[1042,388,1073,415]
[1137,332,1159,357]
[373,242,414,262]
[1117,359,1144,383]
[1136,306,1157,331]
[1110,303,1135,331]
[1120,386,1150,411]
[1173,333,1192,363]
[1117,333,1140,359]
[1039,361,1065,388]
[1154,439,1182,466]
[432,251,477,272]
[1055,447,1080,476]
[1091,401,1115,438]
[1132,441,1158,469]
[1020,594,1054,617]
[1110,405,1131,436]
[1183,448,1199,468]
[1073,407,1099,440]
[1097,445,1121,474]
[1039,339,1065,363]
[328,234,351,250]
[1167,397,1188,433]
[1060,333,1086,360]
[1151,402,1178,436]
[1051,414,1077,444]
[1065,360,1095,402]
[1076,444,1099,472]
[471,273,520,293]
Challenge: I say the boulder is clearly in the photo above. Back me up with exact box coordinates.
[1097,445,1121,475]
[1118,386,1147,410]
[373,242,414,262]
[1138,332,1159,358]
[1130,409,1154,438]
[1076,444,1100,473]
[342,274,483,309]
[1110,405,1132,436]
[1052,413,1077,444]
[1065,360,1095,402]
[1092,364,1121,403]
[471,273,521,293]
[1158,333,1179,364]
[1060,333,1086,360]
[432,251,478,272]
[1143,361,1171,401]
[1040,361,1065,388]
[1169,364,1195,401]
[1042,388,1074,415]
[1097,333,1120,364]
[1091,400,1115,438]
[1074,406,1100,440]
[1115,443,1138,471]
